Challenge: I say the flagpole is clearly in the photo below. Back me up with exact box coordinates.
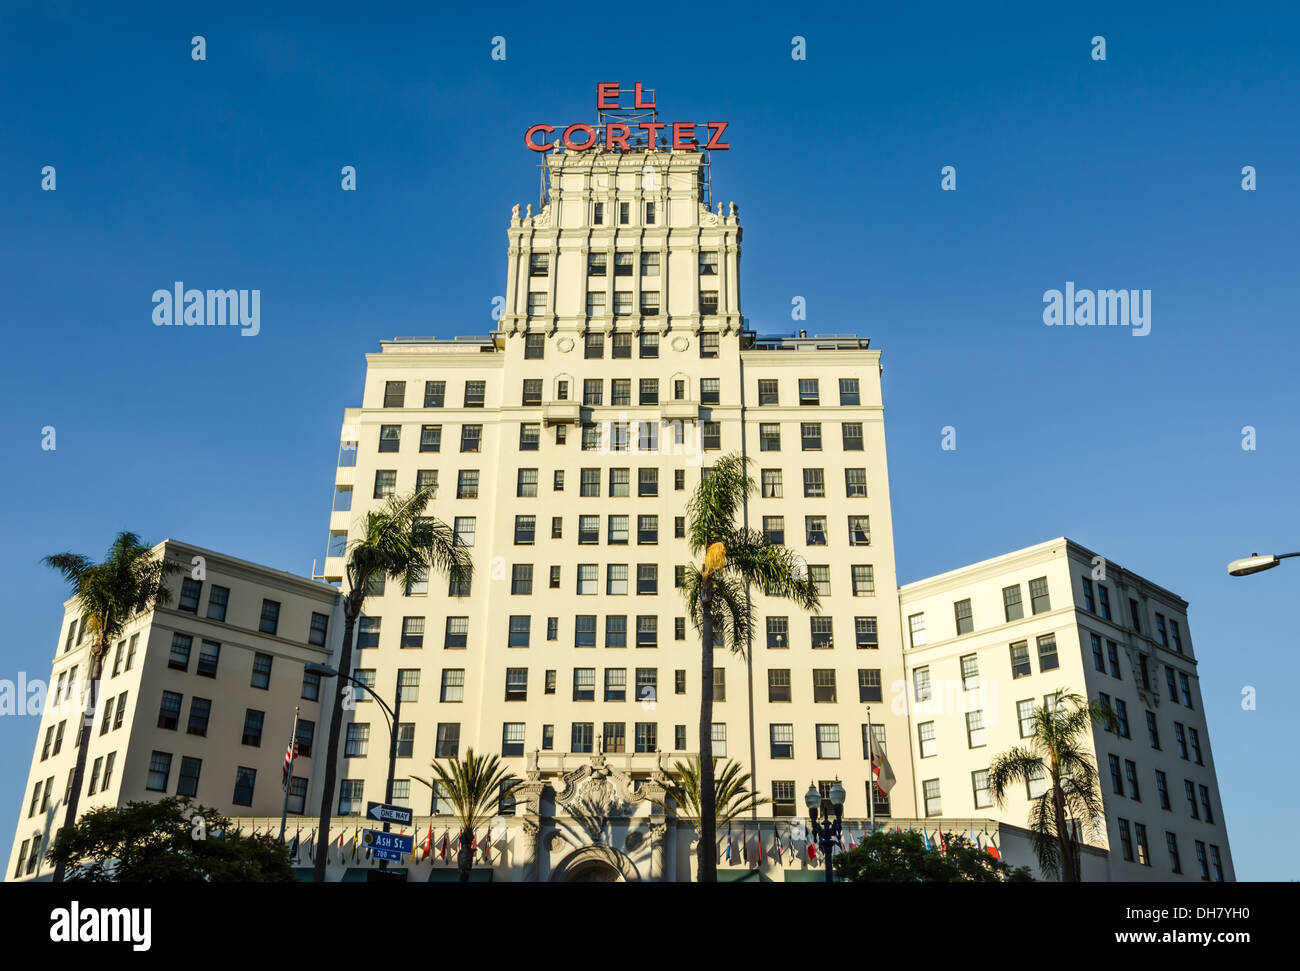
[279,706,300,842]
[867,706,875,831]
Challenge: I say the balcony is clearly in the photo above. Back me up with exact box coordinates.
[659,400,699,422]
[542,400,581,425]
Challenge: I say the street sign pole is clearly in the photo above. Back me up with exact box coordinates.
[380,680,403,870]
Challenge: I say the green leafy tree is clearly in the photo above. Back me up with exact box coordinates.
[42,532,175,883]
[648,757,769,830]
[416,749,518,882]
[833,830,1033,882]
[680,453,820,882]
[45,797,297,882]
[987,691,1117,881]
[314,490,471,881]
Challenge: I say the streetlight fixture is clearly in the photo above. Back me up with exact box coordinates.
[1227,552,1300,577]
[307,662,404,877]
[804,779,846,883]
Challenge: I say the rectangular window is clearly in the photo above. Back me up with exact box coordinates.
[573,668,596,701]
[604,668,627,702]
[851,564,875,596]
[186,697,211,736]
[613,292,633,316]
[759,423,781,451]
[242,709,265,747]
[812,669,837,703]
[572,723,595,754]
[844,468,868,497]
[918,721,937,758]
[444,616,469,650]
[923,779,942,817]
[1037,633,1059,671]
[338,780,364,816]
[251,653,272,689]
[1002,584,1024,621]
[636,564,658,595]
[1017,699,1036,738]
[1118,819,1135,862]
[855,616,878,650]
[640,332,659,357]
[424,381,446,407]
[575,615,596,647]
[460,424,483,453]
[954,599,973,635]
[763,516,785,545]
[809,567,831,598]
[504,668,528,702]
[511,564,534,595]
[514,514,537,544]
[464,381,486,407]
[177,757,202,798]
[913,667,932,702]
[798,379,820,405]
[638,468,658,496]
[1010,641,1031,678]
[1189,727,1203,764]
[966,710,987,748]
[1126,759,1142,800]
[179,578,202,613]
[379,424,401,453]
[767,616,789,649]
[907,613,927,648]
[803,468,825,497]
[815,724,840,759]
[801,422,822,450]
[158,691,182,730]
[205,586,229,622]
[700,378,720,404]
[699,331,719,356]
[168,633,192,671]
[699,251,719,276]
[961,654,980,690]
[232,767,256,807]
[769,669,792,703]
[383,381,406,408]
[838,378,860,405]
[841,422,864,450]
[439,668,467,703]
[770,724,794,759]
[811,618,832,649]
[435,724,460,758]
[605,614,628,647]
[761,469,782,498]
[1098,585,1112,620]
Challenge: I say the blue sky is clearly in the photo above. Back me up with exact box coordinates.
[1,2,1296,879]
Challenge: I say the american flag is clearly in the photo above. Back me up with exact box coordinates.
[282,738,299,786]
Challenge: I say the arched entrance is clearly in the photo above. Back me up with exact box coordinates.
[550,844,640,883]
[564,860,622,882]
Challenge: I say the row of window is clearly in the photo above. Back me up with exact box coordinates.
[1114,820,1224,880]
[154,687,317,756]
[528,290,719,318]
[378,377,862,409]
[526,248,717,280]
[1106,754,1217,823]
[1081,579,1186,655]
[908,578,1051,647]
[175,578,330,646]
[350,614,881,652]
[1087,632,1196,708]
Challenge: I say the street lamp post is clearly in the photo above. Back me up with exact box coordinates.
[1227,551,1300,577]
[804,779,846,883]
[306,663,402,874]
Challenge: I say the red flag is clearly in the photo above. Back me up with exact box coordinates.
[986,835,1000,860]
[806,839,817,862]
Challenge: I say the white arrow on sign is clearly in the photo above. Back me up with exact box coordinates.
[366,802,413,824]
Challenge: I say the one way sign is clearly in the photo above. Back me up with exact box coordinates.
[366,802,414,826]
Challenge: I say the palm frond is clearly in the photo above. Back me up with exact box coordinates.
[685,453,751,554]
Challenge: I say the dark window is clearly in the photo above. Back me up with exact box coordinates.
[176,757,201,797]
[242,709,265,746]
[168,633,192,671]
[251,653,273,690]
[308,613,329,647]
[179,578,202,613]
[232,767,256,806]
[383,381,406,408]
[259,600,280,635]
[157,690,183,731]
[206,585,229,621]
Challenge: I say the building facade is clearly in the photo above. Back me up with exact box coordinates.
[7,135,1234,883]
[7,541,342,881]
[898,538,1234,882]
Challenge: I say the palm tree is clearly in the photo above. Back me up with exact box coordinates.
[649,756,769,829]
[415,749,518,882]
[313,489,471,881]
[987,691,1118,881]
[42,532,175,883]
[680,452,820,882]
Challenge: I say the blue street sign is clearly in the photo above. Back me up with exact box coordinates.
[363,829,413,854]
[369,847,405,863]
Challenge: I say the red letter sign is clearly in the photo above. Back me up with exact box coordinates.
[597,82,620,109]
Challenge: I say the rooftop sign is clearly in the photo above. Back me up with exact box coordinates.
[525,82,730,153]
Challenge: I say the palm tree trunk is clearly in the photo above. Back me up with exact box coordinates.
[51,643,105,883]
[697,576,717,883]
[1052,785,1077,882]
[458,826,474,882]
[314,598,359,881]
